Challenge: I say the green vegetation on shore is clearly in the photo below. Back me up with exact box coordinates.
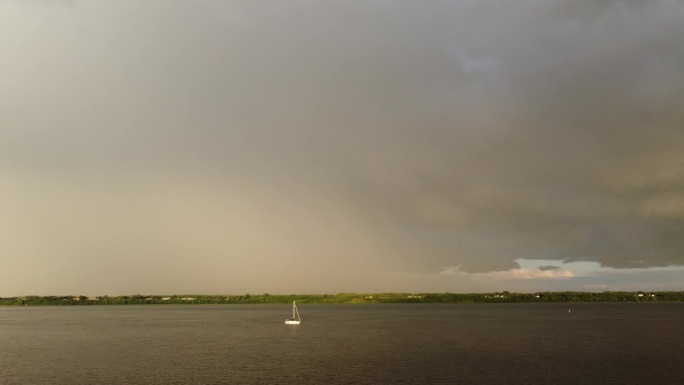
[2,291,683,306]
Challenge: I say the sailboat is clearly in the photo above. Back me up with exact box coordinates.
[284,301,301,324]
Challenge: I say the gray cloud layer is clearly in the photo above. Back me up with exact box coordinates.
[1,1,683,294]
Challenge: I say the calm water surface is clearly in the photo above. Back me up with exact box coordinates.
[1,303,683,384]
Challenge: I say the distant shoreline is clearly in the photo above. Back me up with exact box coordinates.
[2,291,683,306]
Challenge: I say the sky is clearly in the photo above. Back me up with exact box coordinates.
[1,0,683,296]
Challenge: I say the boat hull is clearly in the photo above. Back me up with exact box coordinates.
[284,319,300,325]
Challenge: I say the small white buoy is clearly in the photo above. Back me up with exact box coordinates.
[568,309,571,314]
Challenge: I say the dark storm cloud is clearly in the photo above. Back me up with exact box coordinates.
[1,1,683,295]
[349,0,684,273]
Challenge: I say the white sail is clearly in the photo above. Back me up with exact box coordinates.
[284,301,301,324]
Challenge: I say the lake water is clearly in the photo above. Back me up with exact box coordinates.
[1,303,683,384]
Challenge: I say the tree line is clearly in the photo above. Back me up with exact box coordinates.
[1,291,683,306]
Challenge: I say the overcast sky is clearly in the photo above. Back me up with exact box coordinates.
[1,0,683,296]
